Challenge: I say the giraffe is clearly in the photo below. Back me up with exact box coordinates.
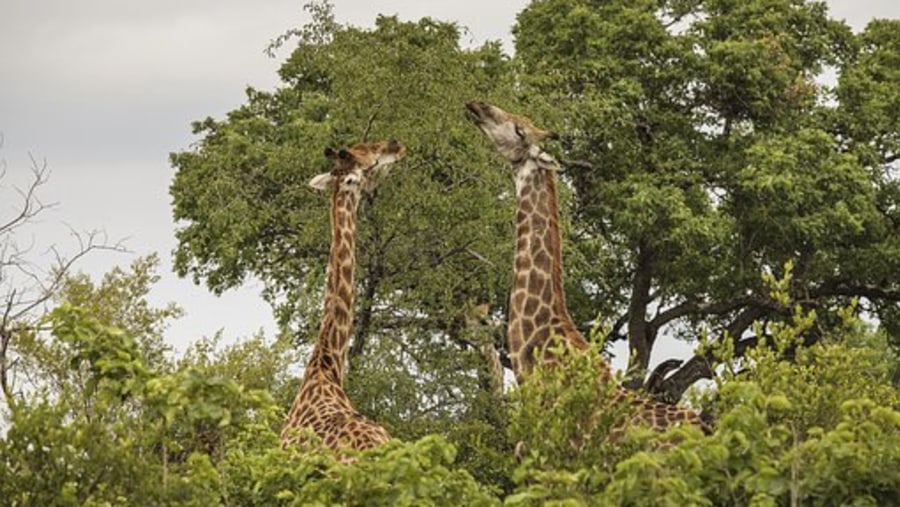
[465,101,706,435]
[281,139,405,455]
[462,302,506,403]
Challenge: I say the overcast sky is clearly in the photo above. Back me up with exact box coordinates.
[1,0,898,366]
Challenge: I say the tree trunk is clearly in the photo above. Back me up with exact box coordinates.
[624,247,655,389]
[0,329,15,412]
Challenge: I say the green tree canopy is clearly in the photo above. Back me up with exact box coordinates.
[1,2,899,503]
[513,0,900,397]
[170,4,520,437]
[171,0,900,408]
[167,0,900,444]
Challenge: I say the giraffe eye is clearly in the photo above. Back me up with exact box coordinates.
[514,124,526,140]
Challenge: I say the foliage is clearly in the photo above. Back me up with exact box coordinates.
[506,336,900,505]
[221,432,499,506]
[7,256,178,418]
[1,298,498,506]
[507,273,900,506]
[514,0,900,397]
[0,401,166,507]
[178,330,300,411]
[57,254,183,368]
[169,1,520,456]
[3,0,900,505]
[0,255,502,505]
[0,154,126,415]
[2,258,899,506]
[509,340,642,474]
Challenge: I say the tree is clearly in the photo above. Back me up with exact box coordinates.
[169,1,518,441]
[513,0,900,399]
[2,253,898,505]
[508,280,900,505]
[0,300,499,506]
[1,4,899,500]
[0,261,293,505]
[0,148,125,414]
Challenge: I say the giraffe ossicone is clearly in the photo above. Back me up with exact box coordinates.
[466,100,707,434]
[281,139,406,455]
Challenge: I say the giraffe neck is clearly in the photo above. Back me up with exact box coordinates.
[305,189,358,387]
[507,150,594,382]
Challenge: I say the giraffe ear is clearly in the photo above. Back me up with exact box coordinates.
[308,172,334,191]
[536,151,560,172]
[536,128,558,142]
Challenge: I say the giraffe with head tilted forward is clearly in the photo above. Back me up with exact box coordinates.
[281,140,405,454]
[465,101,706,434]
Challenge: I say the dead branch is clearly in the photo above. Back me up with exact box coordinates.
[360,105,382,142]
[0,154,129,411]
[0,155,56,236]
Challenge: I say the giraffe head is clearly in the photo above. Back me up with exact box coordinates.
[309,139,406,194]
[465,101,558,162]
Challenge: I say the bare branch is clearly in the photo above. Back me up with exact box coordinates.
[810,281,900,302]
[360,105,382,143]
[643,358,683,393]
[558,157,595,171]
[1,289,16,331]
[465,248,495,267]
[653,306,767,401]
[3,229,128,325]
[648,295,765,330]
[0,155,56,235]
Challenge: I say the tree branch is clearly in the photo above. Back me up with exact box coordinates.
[350,244,382,362]
[810,281,900,302]
[558,157,595,172]
[359,105,381,143]
[0,328,14,410]
[623,247,655,389]
[7,230,127,324]
[648,295,764,330]
[643,358,683,393]
[1,156,128,411]
[0,155,56,236]
[653,306,767,401]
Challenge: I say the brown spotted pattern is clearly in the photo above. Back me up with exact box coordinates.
[466,101,706,433]
[281,140,405,453]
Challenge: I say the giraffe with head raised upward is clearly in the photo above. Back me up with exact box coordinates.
[465,101,705,433]
[281,140,405,454]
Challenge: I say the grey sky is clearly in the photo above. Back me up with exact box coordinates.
[1,0,897,366]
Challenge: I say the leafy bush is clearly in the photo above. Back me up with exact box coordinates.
[0,303,501,506]
[506,276,900,506]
